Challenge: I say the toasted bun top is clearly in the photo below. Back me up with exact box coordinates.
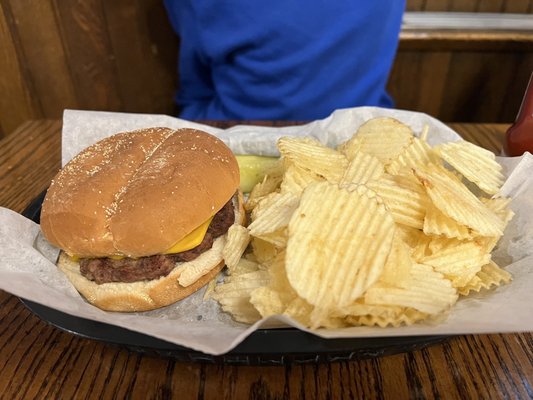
[40,128,240,258]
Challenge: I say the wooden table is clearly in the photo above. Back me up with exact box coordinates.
[0,120,531,399]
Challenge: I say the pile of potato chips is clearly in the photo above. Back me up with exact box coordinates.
[213,117,514,329]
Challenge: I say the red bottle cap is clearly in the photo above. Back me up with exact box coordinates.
[504,72,533,157]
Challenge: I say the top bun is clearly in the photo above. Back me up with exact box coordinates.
[40,128,240,258]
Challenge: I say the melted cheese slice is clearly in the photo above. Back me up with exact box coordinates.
[163,216,214,254]
[70,216,214,261]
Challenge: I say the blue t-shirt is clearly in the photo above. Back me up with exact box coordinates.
[164,1,405,120]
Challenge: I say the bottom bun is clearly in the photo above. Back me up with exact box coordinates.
[58,192,245,312]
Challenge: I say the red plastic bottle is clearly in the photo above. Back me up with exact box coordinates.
[504,72,533,156]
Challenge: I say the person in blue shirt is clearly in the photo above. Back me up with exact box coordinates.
[164,1,405,121]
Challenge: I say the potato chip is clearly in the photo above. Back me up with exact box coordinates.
[245,172,283,211]
[249,191,279,221]
[215,297,261,324]
[285,182,395,308]
[364,263,458,314]
[426,236,464,254]
[250,287,286,317]
[481,197,515,229]
[411,233,434,262]
[202,275,220,300]
[423,203,476,240]
[434,140,504,195]
[264,252,293,293]
[413,163,504,237]
[248,252,295,315]
[419,240,491,288]
[337,136,362,160]
[213,270,271,324]
[339,151,384,185]
[230,258,262,276]
[367,172,431,229]
[256,229,288,248]
[178,237,226,287]
[395,225,424,249]
[458,260,512,296]
[216,270,269,287]
[386,136,440,175]
[248,192,300,237]
[420,124,429,141]
[250,237,280,265]
[378,234,412,286]
[351,117,414,163]
[481,196,511,213]
[282,297,315,327]
[344,305,428,328]
[280,163,324,195]
[278,136,348,181]
[223,225,251,273]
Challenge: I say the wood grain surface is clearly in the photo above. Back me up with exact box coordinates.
[0,119,532,399]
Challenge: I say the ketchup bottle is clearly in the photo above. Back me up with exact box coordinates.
[504,72,533,156]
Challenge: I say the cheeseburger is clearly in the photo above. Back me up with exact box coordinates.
[40,127,244,312]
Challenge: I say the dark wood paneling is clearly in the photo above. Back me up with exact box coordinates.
[102,0,177,114]
[8,0,77,118]
[53,0,123,111]
[406,0,533,12]
[0,1,39,137]
[388,33,533,123]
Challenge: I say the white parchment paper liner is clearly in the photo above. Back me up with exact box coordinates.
[0,106,531,356]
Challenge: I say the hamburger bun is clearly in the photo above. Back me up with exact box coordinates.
[56,194,244,312]
[40,127,244,311]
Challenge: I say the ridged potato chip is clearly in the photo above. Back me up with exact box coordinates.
[283,297,315,327]
[245,172,283,211]
[419,240,491,288]
[378,234,412,286]
[344,304,428,328]
[368,172,431,229]
[278,136,348,182]
[251,237,280,264]
[285,182,395,308]
[349,117,415,163]
[364,263,458,315]
[413,163,504,237]
[395,225,424,249]
[339,151,384,185]
[212,270,270,324]
[457,261,512,296]
[337,136,362,160]
[223,225,251,273]
[423,203,476,240]
[248,192,300,237]
[386,136,440,175]
[481,197,515,229]
[230,258,262,276]
[280,163,324,195]
[411,234,434,262]
[348,311,428,328]
[434,140,504,195]
[250,252,298,318]
[250,287,286,317]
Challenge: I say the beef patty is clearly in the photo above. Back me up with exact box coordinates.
[79,197,235,284]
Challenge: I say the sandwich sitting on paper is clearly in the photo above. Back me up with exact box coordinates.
[40,127,244,312]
